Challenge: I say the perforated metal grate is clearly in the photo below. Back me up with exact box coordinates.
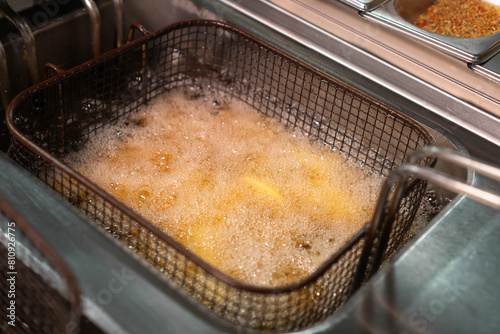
[7,20,434,332]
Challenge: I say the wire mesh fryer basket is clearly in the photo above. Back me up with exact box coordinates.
[0,195,81,334]
[6,20,435,332]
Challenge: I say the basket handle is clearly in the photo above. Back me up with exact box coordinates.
[44,63,66,80]
[127,23,151,43]
[353,147,500,290]
[398,147,500,210]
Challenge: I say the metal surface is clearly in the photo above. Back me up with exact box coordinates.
[408,147,500,189]
[81,0,102,57]
[112,0,123,47]
[0,0,123,101]
[318,178,500,334]
[0,193,82,333]
[364,0,500,63]
[0,0,40,84]
[203,0,500,156]
[0,40,9,152]
[6,19,435,331]
[0,0,35,17]
[0,0,129,153]
[0,40,9,108]
[0,0,215,110]
[364,147,500,283]
[470,52,500,84]
[337,0,387,11]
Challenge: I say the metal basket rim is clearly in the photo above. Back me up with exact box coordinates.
[5,19,436,294]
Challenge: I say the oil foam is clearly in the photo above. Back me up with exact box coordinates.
[66,89,384,287]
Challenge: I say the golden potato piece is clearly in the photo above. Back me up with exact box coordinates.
[241,176,282,201]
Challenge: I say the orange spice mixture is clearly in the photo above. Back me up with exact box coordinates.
[414,0,500,38]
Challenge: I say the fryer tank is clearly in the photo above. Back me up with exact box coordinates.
[1,1,500,333]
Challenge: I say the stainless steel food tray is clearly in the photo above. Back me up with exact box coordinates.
[363,0,500,63]
[336,0,387,11]
[470,51,500,83]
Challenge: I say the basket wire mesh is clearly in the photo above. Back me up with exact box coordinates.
[0,195,81,334]
[7,20,435,332]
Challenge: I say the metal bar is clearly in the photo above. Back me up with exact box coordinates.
[44,62,65,80]
[409,146,500,182]
[81,0,101,57]
[363,147,500,283]
[127,22,150,43]
[400,165,500,209]
[351,168,408,290]
[0,0,40,84]
[112,0,123,47]
[0,41,10,109]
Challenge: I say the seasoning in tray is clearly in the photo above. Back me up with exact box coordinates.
[65,89,384,287]
[414,0,500,38]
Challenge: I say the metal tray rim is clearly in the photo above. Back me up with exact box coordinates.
[363,0,500,64]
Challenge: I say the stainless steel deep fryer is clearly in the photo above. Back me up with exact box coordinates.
[6,20,435,332]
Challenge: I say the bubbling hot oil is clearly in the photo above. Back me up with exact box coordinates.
[66,90,384,287]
